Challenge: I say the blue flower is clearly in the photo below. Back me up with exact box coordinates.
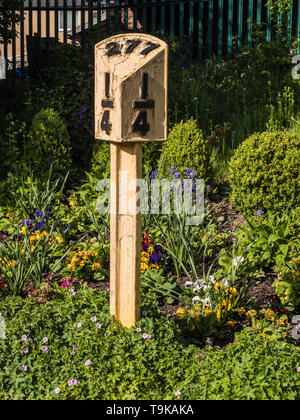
[35,211,43,217]
[62,225,70,234]
[257,209,264,216]
[150,169,159,179]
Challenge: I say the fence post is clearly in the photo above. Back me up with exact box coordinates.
[207,0,213,60]
[237,0,243,54]
[198,1,203,61]
[227,0,233,58]
[266,4,271,42]
[248,0,253,48]
[217,0,223,60]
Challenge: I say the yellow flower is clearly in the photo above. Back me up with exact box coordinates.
[204,308,213,316]
[246,309,257,318]
[20,226,26,235]
[176,307,185,315]
[141,263,148,273]
[214,282,223,290]
[237,307,246,314]
[226,321,236,326]
[69,201,77,206]
[264,309,276,320]
[91,263,101,271]
[55,236,64,244]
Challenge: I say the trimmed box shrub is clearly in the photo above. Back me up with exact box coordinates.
[25,108,71,178]
[229,131,300,213]
[160,118,209,179]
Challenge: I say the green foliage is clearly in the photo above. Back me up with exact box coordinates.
[229,131,300,213]
[0,287,299,400]
[0,113,24,178]
[0,0,20,44]
[8,169,67,220]
[25,108,71,178]
[273,255,300,311]
[160,119,209,179]
[267,86,295,131]
[0,222,70,296]
[90,142,110,179]
[235,211,300,269]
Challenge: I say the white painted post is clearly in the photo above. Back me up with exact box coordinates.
[95,34,168,327]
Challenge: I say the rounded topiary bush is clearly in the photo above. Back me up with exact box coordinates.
[25,108,71,177]
[160,118,209,178]
[229,131,300,213]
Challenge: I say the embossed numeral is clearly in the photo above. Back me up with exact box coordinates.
[104,40,160,57]
[132,111,150,136]
[106,42,122,56]
[101,110,112,135]
[140,42,160,56]
[125,39,142,54]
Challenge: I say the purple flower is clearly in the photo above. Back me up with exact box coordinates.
[23,348,29,354]
[72,345,77,351]
[96,323,102,329]
[42,337,48,343]
[175,391,181,397]
[21,335,28,343]
[85,360,91,366]
[71,351,76,356]
[142,333,152,339]
[136,328,142,333]
[68,379,79,386]
[142,310,147,317]
[55,387,61,394]
[206,184,211,191]
[150,169,159,179]
[41,346,49,353]
[257,209,264,216]
[21,365,27,372]
[77,323,82,328]
[297,367,300,373]
[91,316,97,322]
[207,338,213,346]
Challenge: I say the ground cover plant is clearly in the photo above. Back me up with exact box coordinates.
[0,27,300,400]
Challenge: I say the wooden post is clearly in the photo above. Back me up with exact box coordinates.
[110,142,142,327]
[95,34,168,327]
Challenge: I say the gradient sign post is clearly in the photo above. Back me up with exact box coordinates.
[95,34,168,327]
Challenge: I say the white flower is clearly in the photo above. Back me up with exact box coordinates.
[221,278,229,288]
[233,256,244,266]
[193,284,201,294]
[184,281,193,288]
[202,297,211,307]
[192,296,201,304]
[208,275,215,282]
